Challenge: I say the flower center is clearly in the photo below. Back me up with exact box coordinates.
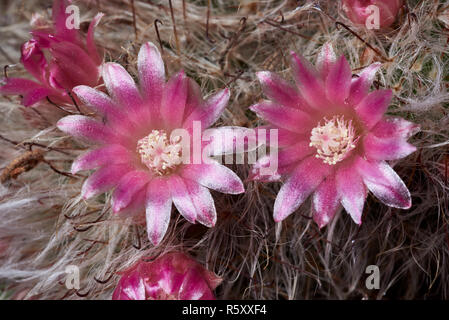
[309,115,358,165]
[137,130,183,175]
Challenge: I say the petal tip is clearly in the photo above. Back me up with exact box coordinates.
[72,85,86,95]
[351,214,362,225]
[81,191,92,200]
[112,204,122,214]
[94,12,105,25]
[248,104,259,113]
[273,208,287,222]
[56,118,66,131]
[230,180,245,194]
[219,87,230,100]
[317,222,326,229]
[81,182,95,200]
[149,234,163,246]
[70,164,80,175]
[399,197,412,210]
[256,71,269,81]
[200,219,215,228]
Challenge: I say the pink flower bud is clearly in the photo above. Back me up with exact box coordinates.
[112,252,222,300]
[0,0,104,107]
[342,0,403,29]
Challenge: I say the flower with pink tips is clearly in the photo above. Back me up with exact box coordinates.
[0,0,103,107]
[112,252,221,300]
[250,43,418,228]
[57,42,246,245]
[342,0,403,29]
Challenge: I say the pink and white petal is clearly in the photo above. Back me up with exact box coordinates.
[256,71,302,108]
[179,269,214,300]
[57,115,117,143]
[355,89,392,129]
[114,188,146,219]
[161,71,188,128]
[183,89,230,130]
[290,52,328,109]
[184,178,217,227]
[71,144,132,174]
[180,161,244,195]
[249,101,312,134]
[371,117,419,139]
[316,42,337,79]
[325,55,352,104]
[138,42,165,104]
[335,163,366,225]
[167,174,197,223]
[73,85,124,121]
[169,177,218,227]
[273,156,333,222]
[102,63,143,112]
[363,133,417,161]
[356,158,412,209]
[81,164,132,199]
[145,178,172,246]
[202,88,231,128]
[313,175,340,228]
[112,170,151,213]
[349,63,381,106]
[86,13,104,65]
[182,78,204,121]
[204,126,259,157]
[72,85,139,138]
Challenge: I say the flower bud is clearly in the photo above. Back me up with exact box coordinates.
[342,0,403,29]
[112,252,222,300]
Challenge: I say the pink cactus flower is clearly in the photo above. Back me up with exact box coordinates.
[112,252,222,300]
[0,0,103,107]
[57,42,246,245]
[249,43,418,228]
[342,0,403,29]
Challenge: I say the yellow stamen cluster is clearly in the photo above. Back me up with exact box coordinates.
[309,115,357,165]
[137,130,182,175]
